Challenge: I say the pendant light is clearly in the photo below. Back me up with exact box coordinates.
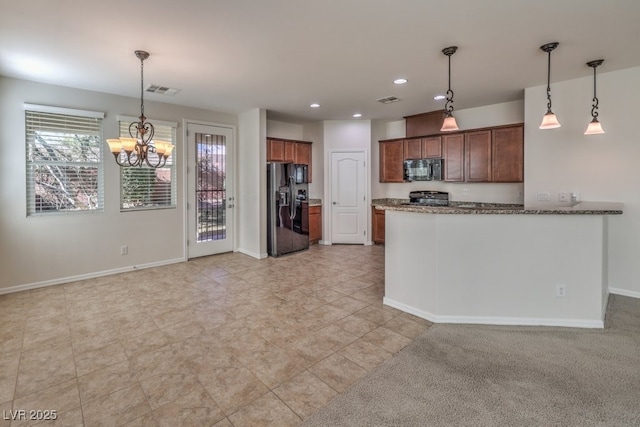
[440,46,459,132]
[539,42,561,129]
[584,59,605,135]
[106,50,174,168]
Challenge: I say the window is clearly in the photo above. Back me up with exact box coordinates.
[25,104,104,216]
[118,117,177,210]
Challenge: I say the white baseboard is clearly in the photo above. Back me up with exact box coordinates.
[383,297,604,329]
[235,248,267,259]
[0,258,185,296]
[609,287,640,299]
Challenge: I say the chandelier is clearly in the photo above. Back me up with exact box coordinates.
[106,50,174,168]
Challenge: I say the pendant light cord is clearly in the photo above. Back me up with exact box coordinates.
[591,65,599,119]
[140,56,145,121]
[546,50,552,114]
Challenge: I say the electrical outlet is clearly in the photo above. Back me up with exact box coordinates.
[463,188,469,196]
[558,192,569,202]
[120,245,128,255]
[537,192,550,201]
[556,284,567,298]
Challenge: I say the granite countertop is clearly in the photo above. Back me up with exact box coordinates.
[307,198,322,206]
[372,199,623,215]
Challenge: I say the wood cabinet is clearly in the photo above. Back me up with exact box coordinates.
[372,207,385,244]
[492,125,524,182]
[379,139,404,182]
[284,141,295,162]
[465,130,492,182]
[378,123,523,184]
[295,142,312,183]
[443,134,465,182]
[309,205,322,244]
[403,136,442,160]
[267,139,285,162]
[404,110,446,137]
[267,138,313,183]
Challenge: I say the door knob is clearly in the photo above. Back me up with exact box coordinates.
[333,201,338,205]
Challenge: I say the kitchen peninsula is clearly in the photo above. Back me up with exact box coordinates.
[374,199,623,328]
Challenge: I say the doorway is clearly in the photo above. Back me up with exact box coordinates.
[186,122,235,258]
[330,150,367,244]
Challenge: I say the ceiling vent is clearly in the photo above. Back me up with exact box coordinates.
[145,84,181,96]
[377,96,401,104]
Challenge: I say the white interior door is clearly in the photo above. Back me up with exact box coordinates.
[331,151,367,244]
[187,123,234,258]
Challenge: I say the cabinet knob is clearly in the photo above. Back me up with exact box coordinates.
[332,201,338,205]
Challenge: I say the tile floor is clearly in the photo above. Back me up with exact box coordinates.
[0,244,432,426]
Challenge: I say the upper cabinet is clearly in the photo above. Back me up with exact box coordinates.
[492,125,524,182]
[465,130,492,182]
[379,139,404,183]
[266,138,313,182]
[404,110,446,138]
[443,134,465,182]
[403,136,442,160]
[379,123,524,183]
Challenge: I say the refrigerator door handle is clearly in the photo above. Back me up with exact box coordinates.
[289,176,296,220]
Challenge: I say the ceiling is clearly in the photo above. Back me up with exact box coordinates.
[1,0,639,123]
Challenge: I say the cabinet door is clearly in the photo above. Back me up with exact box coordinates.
[284,141,295,162]
[295,142,312,183]
[309,206,322,243]
[492,126,524,182]
[267,139,285,162]
[372,207,385,244]
[379,140,404,182]
[443,134,465,182]
[403,138,422,160]
[465,130,492,182]
[422,136,442,158]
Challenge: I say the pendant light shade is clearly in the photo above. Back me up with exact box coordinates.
[539,42,561,130]
[584,59,605,135]
[440,46,459,132]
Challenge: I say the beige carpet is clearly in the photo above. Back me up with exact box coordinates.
[303,295,640,426]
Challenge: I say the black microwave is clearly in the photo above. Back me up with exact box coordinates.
[404,158,444,181]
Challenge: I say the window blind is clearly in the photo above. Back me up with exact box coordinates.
[25,106,104,216]
[118,120,177,210]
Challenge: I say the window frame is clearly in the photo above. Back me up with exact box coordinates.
[24,103,105,217]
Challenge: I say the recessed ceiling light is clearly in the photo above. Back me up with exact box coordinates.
[310,103,320,108]
[353,113,362,118]
[433,95,446,100]
[393,78,408,85]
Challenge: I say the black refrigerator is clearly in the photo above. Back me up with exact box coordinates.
[267,162,309,256]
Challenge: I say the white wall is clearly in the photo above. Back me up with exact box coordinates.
[303,121,324,199]
[238,108,267,259]
[266,119,303,140]
[371,100,525,203]
[524,66,640,297]
[0,77,238,292]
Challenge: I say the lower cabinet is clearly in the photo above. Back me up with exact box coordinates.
[372,207,385,244]
[309,205,322,244]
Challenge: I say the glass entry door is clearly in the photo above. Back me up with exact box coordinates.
[187,123,234,258]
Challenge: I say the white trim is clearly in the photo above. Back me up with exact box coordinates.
[23,103,104,118]
[383,297,605,329]
[327,148,369,245]
[0,258,185,296]
[609,287,640,299]
[118,115,177,128]
[236,248,267,259]
[183,119,238,259]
